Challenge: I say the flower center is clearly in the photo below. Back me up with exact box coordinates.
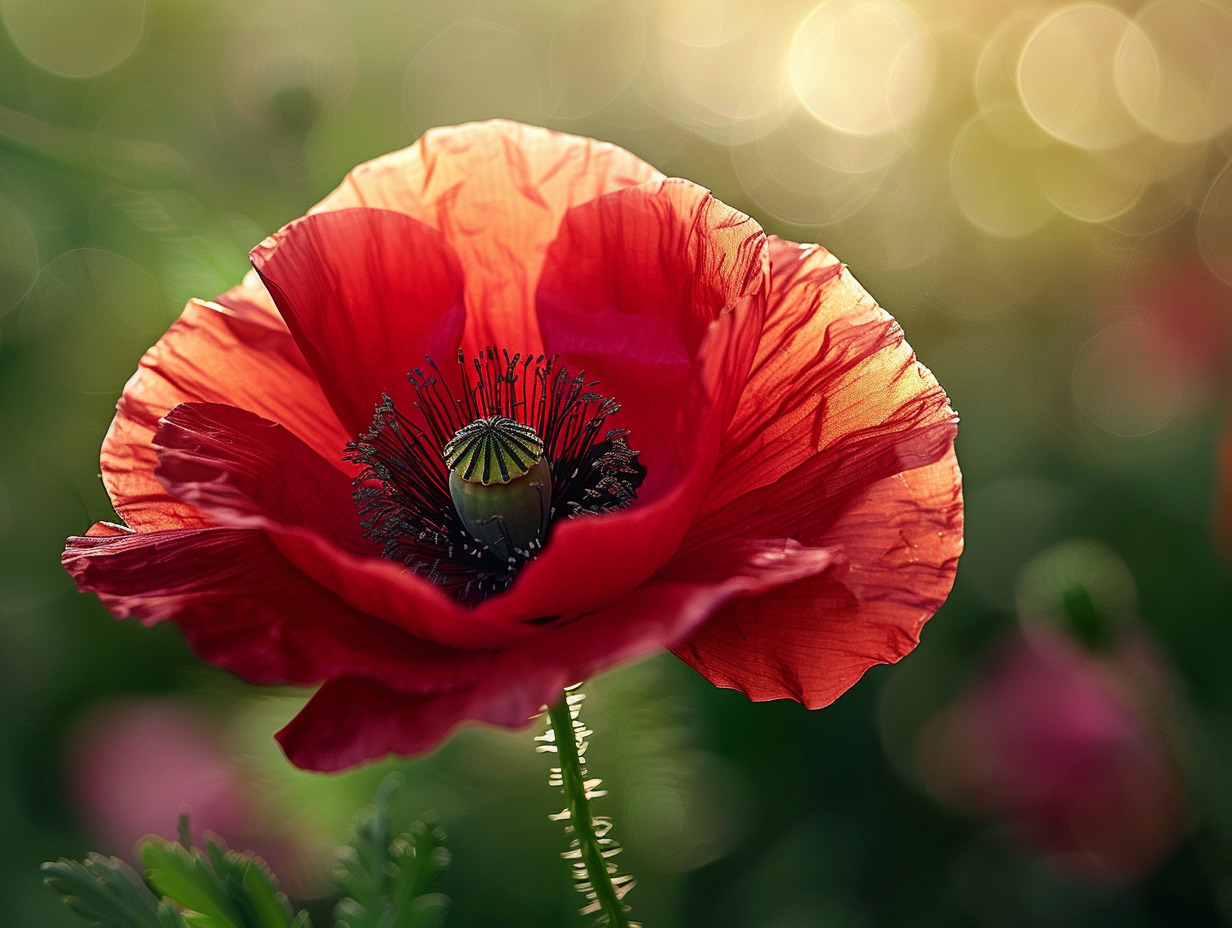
[443,416,551,563]
[344,349,644,604]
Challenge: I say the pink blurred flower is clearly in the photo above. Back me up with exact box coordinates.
[67,698,321,894]
[916,628,1183,882]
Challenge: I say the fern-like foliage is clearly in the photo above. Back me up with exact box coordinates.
[44,777,448,928]
[43,834,309,928]
[141,834,311,928]
[332,774,450,928]
[41,854,185,928]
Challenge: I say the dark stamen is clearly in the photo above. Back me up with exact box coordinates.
[345,349,645,605]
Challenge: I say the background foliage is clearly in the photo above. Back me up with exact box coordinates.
[2,0,1231,925]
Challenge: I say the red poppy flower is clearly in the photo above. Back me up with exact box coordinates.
[63,121,962,772]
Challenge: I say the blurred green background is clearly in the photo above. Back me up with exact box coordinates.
[3,0,1232,925]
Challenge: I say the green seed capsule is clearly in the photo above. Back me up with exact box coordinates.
[443,416,551,562]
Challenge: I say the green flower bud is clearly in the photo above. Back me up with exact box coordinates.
[443,416,551,563]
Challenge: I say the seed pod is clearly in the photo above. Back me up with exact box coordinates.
[443,416,551,562]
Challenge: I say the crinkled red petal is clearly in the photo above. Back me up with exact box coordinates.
[699,237,957,519]
[152,402,529,649]
[250,208,466,438]
[277,536,833,770]
[672,237,962,704]
[311,120,663,353]
[61,527,489,693]
[100,294,348,533]
[675,449,962,705]
[536,178,768,501]
[154,402,369,555]
[449,180,772,627]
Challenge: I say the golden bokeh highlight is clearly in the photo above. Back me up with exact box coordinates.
[1036,145,1144,222]
[730,119,885,227]
[1017,4,1147,150]
[657,0,764,48]
[974,9,1055,149]
[789,0,934,137]
[1116,0,1232,144]
[658,4,796,144]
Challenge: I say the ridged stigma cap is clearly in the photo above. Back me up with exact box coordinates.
[443,416,551,562]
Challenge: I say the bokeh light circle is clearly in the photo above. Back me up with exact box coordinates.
[0,0,144,77]
[0,197,38,317]
[1116,0,1232,144]
[784,106,909,174]
[789,0,934,137]
[1072,322,1188,437]
[1198,159,1232,288]
[974,9,1054,149]
[730,119,885,227]
[951,110,1055,237]
[658,5,797,144]
[838,154,956,271]
[1017,4,1148,150]
[1036,145,1144,222]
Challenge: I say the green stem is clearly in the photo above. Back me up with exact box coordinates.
[547,693,632,928]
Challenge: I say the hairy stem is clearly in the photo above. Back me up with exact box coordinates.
[546,692,633,928]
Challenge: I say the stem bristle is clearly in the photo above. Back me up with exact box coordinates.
[542,687,640,928]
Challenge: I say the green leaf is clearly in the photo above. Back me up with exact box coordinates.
[142,840,244,928]
[333,775,450,928]
[42,854,185,928]
[240,851,302,928]
[211,837,304,928]
[138,833,312,928]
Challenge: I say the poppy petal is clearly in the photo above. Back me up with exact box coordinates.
[673,448,963,705]
[698,237,958,525]
[151,402,530,649]
[101,297,348,533]
[250,208,466,437]
[212,269,282,328]
[536,178,768,499]
[153,402,369,554]
[62,527,489,693]
[463,180,770,629]
[672,238,962,704]
[311,120,664,352]
[277,535,833,770]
